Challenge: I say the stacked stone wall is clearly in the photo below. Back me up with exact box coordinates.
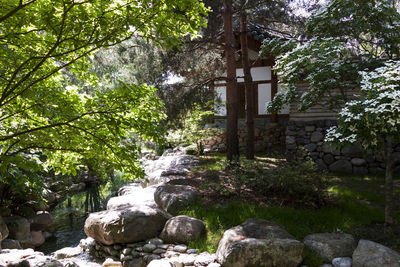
[203,123,286,153]
[286,120,400,174]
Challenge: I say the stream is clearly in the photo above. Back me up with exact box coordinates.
[37,183,107,255]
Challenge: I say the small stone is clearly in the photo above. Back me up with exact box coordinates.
[207,263,221,267]
[158,244,169,249]
[194,252,216,266]
[180,254,196,265]
[131,251,140,258]
[121,255,133,262]
[310,132,324,143]
[304,143,317,152]
[102,258,122,267]
[148,238,163,245]
[351,158,366,166]
[122,248,131,255]
[113,244,122,250]
[305,125,316,132]
[146,254,161,263]
[135,247,143,252]
[143,243,157,252]
[153,248,166,254]
[127,243,139,248]
[173,244,187,253]
[186,249,199,254]
[332,257,352,267]
[139,252,150,257]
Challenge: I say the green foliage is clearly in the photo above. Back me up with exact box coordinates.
[166,103,219,154]
[325,61,400,150]
[207,155,330,207]
[0,0,208,201]
[261,0,400,113]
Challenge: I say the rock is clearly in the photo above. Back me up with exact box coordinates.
[103,258,122,267]
[123,258,147,267]
[305,125,316,132]
[352,239,400,267]
[143,244,157,253]
[329,160,352,173]
[208,263,221,267]
[187,249,199,254]
[351,158,366,166]
[3,216,32,248]
[154,185,196,215]
[286,136,296,145]
[84,204,170,245]
[216,218,304,267]
[342,145,363,157]
[1,239,22,249]
[0,216,9,241]
[29,211,57,232]
[0,249,63,267]
[15,206,36,218]
[160,216,206,244]
[146,259,175,267]
[31,230,45,247]
[322,143,340,156]
[107,184,158,210]
[53,246,82,259]
[311,132,324,143]
[79,237,96,254]
[304,143,317,153]
[332,257,352,267]
[172,244,187,253]
[323,154,335,165]
[303,233,357,262]
[194,252,216,266]
[147,238,163,245]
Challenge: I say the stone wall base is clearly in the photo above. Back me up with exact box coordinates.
[286,120,400,174]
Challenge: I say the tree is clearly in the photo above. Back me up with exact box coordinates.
[263,0,400,113]
[223,0,240,161]
[239,1,255,159]
[261,0,400,230]
[326,61,400,229]
[0,0,208,200]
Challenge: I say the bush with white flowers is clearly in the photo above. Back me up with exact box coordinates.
[326,60,400,228]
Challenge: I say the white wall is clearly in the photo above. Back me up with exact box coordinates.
[215,86,227,116]
[258,83,271,115]
[236,66,271,82]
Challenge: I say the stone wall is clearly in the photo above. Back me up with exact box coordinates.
[203,118,287,153]
[286,120,400,174]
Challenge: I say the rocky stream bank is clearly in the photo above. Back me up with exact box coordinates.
[0,147,399,267]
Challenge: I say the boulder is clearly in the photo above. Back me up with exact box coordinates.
[351,158,366,166]
[329,160,352,173]
[53,246,82,259]
[0,216,9,241]
[146,259,176,267]
[154,184,196,215]
[107,184,158,210]
[84,204,170,245]
[342,145,363,157]
[303,233,357,262]
[160,216,206,244]
[1,239,22,249]
[0,249,63,267]
[216,218,304,267]
[31,230,45,247]
[3,216,33,248]
[332,257,352,267]
[310,131,324,143]
[352,239,400,267]
[29,211,57,232]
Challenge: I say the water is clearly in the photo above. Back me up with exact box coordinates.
[37,184,105,255]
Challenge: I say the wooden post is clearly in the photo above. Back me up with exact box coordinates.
[240,8,254,159]
[223,0,239,161]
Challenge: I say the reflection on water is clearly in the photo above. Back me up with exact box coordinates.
[37,183,105,255]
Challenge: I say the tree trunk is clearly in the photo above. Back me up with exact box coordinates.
[384,137,394,233]
[223,0,239,161]
[240,9,254,160]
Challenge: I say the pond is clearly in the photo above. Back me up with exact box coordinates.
[37,183,108,255]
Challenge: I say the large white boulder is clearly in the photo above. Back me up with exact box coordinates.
[216,218,304,267]
[352,239,400,267]
[84,204,170,245]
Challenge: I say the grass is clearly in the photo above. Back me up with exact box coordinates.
[178,152,400,267]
